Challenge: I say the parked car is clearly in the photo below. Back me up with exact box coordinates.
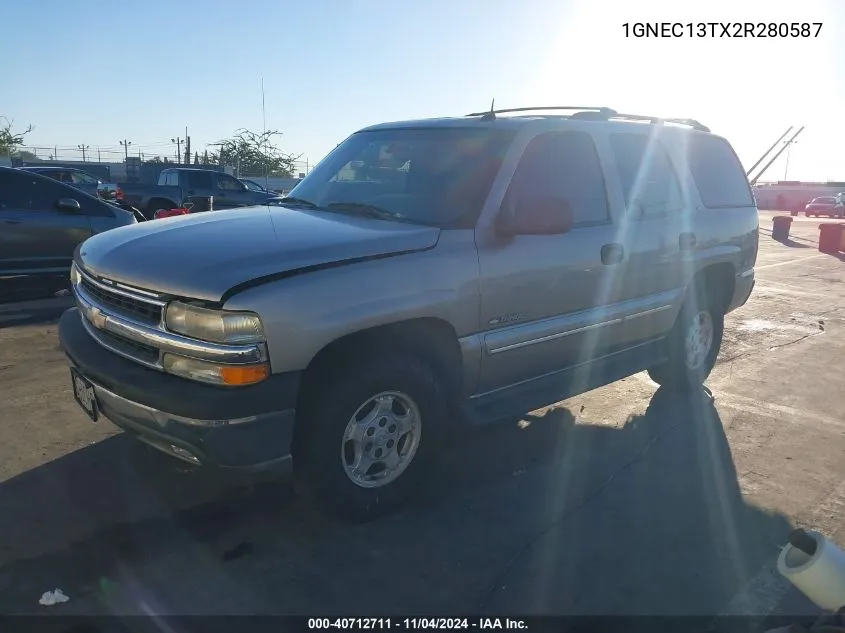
[834,193,845,217]
[804,196,842,218]
[58,108,757,521]
[0,166,136,300]
[19,166,120,201]
[118,168,283,219]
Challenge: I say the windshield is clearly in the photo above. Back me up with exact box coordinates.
[241,179,265,192]
[70,171,100,185]
[286,127,515,227]
[814,197,835,204]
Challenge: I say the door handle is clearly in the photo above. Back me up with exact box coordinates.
[601,243,624,265]
[679,232,697,251]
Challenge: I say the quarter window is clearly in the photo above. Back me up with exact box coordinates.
[685,134,754,208]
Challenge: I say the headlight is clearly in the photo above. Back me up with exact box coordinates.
[70,263,80,286]
[165,302,265,344]
[162,353,269,386]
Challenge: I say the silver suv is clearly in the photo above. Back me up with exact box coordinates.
[58,106,758,520]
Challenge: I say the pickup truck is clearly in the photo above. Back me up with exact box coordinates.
[119,168,282,219]
[59,107,758,521]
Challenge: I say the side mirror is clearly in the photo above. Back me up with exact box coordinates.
[56,198,81,213]
[497,196,574,236]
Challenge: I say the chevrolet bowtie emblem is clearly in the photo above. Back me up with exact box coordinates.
[88,306,107,330]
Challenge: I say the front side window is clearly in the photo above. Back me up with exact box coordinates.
[184,171,211,189]
[287,127,515,227]
[505,131,609,226]
[610,133,683,217]
[217,174,244,191]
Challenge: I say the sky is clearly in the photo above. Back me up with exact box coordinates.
[2,0,844,181]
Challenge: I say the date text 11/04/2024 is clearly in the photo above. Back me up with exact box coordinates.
[623,22,823,38]
[308,618,528,630]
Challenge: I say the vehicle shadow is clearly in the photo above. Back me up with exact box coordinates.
[0,385,795,621]
[0,294,73,328]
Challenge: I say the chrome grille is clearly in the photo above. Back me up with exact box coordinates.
[80,276,162,324]
[72,263,268,374]
[94,327,160,365]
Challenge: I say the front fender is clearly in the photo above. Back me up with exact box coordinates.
[222,232,480,374]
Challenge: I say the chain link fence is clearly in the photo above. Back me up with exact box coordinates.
[11,145,312,178]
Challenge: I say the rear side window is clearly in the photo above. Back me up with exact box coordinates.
[508,131,609,226]
[186,171,213,189]
[610,133,683,217]
[686,135,753,208]
[0,171,104,215]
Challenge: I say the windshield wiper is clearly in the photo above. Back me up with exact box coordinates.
[325,202,403,221]
[278,196,318,208]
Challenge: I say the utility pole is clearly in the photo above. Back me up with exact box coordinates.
[784,138,798,180]
[171,137,183,163]
[97,147,101,162]
[184,126,191,165]
[120,139,132,161]
[77,144,89,161]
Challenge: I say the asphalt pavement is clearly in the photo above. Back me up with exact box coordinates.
[0,211,844,627]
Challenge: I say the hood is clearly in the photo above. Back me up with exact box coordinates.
[77,205,440,302]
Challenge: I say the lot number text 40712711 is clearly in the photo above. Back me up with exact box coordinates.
[307,618,528,630]
[623,22,823,38]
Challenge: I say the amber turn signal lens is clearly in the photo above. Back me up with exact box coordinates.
[220,363,270,386]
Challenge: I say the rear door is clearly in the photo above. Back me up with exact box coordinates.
[605,131,689,345]
[0,170,93,277]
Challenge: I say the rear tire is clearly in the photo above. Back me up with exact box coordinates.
[294,353,448,522]
[648,283,724,390]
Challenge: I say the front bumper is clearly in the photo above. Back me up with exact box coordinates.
[59,308,299,472]
[727,268,755,314]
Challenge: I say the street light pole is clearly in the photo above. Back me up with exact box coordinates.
[171,137,183,163]
[120,139,132,161]
[77,144,89,161]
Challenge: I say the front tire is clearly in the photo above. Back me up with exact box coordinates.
[648,284,724,390]
[295,354,448,522]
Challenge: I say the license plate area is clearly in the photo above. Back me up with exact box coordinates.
[70,367,98,422]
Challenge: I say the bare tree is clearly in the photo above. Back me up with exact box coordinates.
[210,128,301,177]
[0,117,33,157]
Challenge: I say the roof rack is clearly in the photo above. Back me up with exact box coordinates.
[466,106,618,120]
[465,105,709,132]
[611,113,710,132]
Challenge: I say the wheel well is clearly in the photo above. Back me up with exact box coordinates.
[297,318,463,412]
[695,263,735,312]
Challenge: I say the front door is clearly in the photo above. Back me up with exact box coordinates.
[0,170,93,277]
[475,130,626,393]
